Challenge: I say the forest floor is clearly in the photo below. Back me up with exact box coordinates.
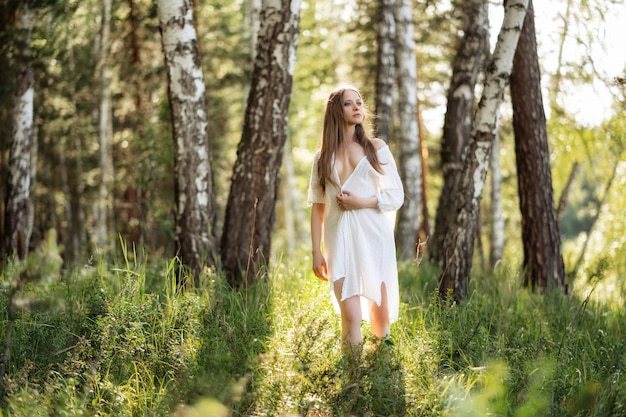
[1,244,625,416]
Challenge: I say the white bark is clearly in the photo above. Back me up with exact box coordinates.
[430,0,489,264]
[440,0,529,300]
[394,0,422,260]
[221,0,301,284]
[5,3,34,259]
[158,0,216,273]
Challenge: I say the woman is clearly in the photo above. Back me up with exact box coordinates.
[308,84,404,349]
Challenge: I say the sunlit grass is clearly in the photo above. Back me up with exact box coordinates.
[1,243,626,416]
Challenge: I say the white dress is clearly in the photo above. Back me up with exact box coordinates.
[307,145,404,322]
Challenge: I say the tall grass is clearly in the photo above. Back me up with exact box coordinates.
[0,242,625,416]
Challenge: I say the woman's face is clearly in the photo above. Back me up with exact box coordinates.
[341,89,364,126]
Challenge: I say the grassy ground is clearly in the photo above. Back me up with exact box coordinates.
[1,242,625,416]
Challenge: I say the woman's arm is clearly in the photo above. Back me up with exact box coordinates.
[310,203,328,280]
[375,146,404,212]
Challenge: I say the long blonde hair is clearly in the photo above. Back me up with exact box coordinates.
[317,84,382,194]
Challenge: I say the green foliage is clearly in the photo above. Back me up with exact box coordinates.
[1,251,626,416]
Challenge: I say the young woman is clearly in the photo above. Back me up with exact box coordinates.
[307,84,404,349]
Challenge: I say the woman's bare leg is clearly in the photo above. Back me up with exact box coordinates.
[369,282,390,338]
[334,278,362,348]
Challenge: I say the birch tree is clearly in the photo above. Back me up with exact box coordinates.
[439,0,529,302]
[393,0,421,261]
[430,0,489,265]
[158,0,218,278]
[3,2,34,261]
[374,0,395,142]
[510,0,566,292]
[220,0,301,286]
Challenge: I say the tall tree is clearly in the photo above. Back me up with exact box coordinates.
[439,0,528,302]
[430,0,489,265]
[510,0,566,292]
[393,0,421,260]
[220,0,301,286]
[157,0,218,277]
[3,2,34,261]
[374,0,395,142]
[93,0,113,251]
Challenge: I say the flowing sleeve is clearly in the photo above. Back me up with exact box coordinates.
[375,146,405,212]
[307,151,325,206]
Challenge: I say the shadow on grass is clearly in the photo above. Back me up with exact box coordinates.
[171,273,274,412]
[330,340,406,416]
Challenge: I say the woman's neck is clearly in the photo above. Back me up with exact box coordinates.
[342,125,356,143]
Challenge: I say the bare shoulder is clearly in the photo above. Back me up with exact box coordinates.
[370,138,387,150]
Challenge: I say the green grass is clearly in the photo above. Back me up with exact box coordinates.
[1,243,625,416]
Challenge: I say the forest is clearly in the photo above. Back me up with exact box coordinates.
[0,0,625,415]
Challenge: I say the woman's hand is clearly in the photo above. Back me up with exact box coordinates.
[336,190,378,211]
[312,251,328,281]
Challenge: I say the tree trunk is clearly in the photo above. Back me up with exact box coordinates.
[220,0,301,286]
[394,0,422,261]
[439,0,528,302]
[430,0,489,265]
[374,0,395,142]
[510,0,566,292]
[489,125,504,267]
[3,3,34,261]
[123,0,147,249]
[93,0,114,252]
[158,0,218,278]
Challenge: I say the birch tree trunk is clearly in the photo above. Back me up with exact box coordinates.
[430,0,489,265]
[3,3,34,260]
[510,0,566,292]
[393,0,422,261]
[374,0,395,142]
[158,0,218,278]
[221,0,301,286]
[93,0,114,252]
[439,0,529,302]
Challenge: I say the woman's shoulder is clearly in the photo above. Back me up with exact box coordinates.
[370,138,388,151]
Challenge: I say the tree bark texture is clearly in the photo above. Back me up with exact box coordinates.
[510,0,566,292]
[94,0,114,251]
[158,0,218,277]
[374,0,395,143]
[393,0,422,261]
[439,0,528,302]
[3,3,34,261]
[221,0,301,286]
[430,0,489,265]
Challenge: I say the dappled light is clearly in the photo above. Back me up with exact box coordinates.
[1,0,625,415]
